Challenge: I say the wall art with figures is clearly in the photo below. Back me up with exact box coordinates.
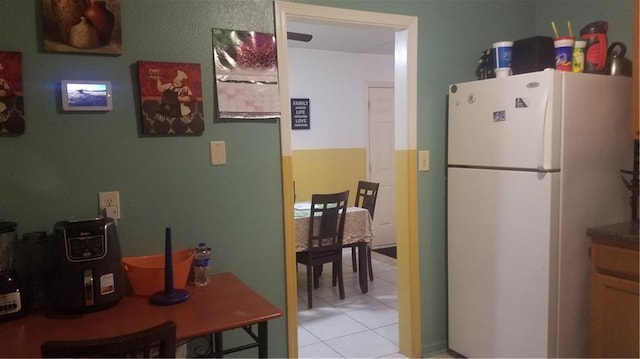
[137,61,205,135]
[0,51,25,135]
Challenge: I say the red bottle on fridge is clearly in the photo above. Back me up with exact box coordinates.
[579,21,608,74]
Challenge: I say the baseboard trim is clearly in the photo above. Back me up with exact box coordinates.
[372,245,396,259]
[422,340,448,358]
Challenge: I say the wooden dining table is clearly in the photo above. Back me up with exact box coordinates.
[294,202,374,293]
[0,272,283,358]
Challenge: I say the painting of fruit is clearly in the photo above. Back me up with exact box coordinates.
[42,0,122,55]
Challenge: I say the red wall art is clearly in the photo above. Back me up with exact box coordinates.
[0,51,25,135]
[137,61,204,135]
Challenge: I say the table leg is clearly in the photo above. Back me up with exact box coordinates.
[258,321,268,358]
[214,332,223,358]
[357,242,368,293]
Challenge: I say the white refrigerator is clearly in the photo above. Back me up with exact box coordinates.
[446,69,632,358]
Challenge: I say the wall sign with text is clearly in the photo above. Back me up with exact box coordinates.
[291,98,310,130]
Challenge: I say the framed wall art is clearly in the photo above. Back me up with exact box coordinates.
[42,0,122,55]
[0,51,25,135]
[291,98,310,130]
[213,28,281,120]
[137,61,204,135]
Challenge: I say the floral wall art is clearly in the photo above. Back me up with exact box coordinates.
[0,51,25,135]
[213,28,280,120]
[42,0,122,55]
[137,61,204,135]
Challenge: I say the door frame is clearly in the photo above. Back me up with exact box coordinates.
[274,1,421,357]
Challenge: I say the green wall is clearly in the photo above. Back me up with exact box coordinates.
[1,0,633,357]
[0,0,287,357]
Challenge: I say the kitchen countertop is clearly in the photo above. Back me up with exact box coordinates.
[587,221,639,246]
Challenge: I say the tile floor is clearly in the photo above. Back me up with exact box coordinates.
[296,249,451,358]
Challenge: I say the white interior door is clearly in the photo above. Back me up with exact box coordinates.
[368,86,396,248]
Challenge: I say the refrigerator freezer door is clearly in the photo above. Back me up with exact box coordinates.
[447,167,560,358]
[448,69,562,170]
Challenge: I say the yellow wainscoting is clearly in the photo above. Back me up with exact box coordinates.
[395,149,422,357]
[292,148,366,202]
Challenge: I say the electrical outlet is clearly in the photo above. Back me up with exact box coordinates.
[99,191,120,219]
[418,150,430,171]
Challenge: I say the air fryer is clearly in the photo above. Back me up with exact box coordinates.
[51,218,124,313]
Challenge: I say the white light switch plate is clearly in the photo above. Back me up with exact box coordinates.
[210,141,226,165]
[418,150,430,171]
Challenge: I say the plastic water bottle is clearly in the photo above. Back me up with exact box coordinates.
[193,242,211,286]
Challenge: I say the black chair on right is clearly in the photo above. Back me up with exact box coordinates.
[41,320,177,358]
[349,180,379,281]
[296,190,349,309]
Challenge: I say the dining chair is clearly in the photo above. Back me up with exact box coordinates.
[349,180,379,281]
[296,190,349,309]
[40,320,177,358]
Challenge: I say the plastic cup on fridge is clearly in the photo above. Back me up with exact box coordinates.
[554,36,574,71]
[571,40,586,73]
[492,41,513,77]
[492,41,513,68]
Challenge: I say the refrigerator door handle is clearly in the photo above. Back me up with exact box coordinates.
[537,90,550,170]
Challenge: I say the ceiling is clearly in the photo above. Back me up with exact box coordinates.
[286,20,396,55]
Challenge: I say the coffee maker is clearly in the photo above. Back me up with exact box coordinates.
[0,221,25,321]
[51,218,124,313]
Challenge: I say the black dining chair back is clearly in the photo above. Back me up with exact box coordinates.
[296,190,349,309]
[350,180,380,280]
[355,180,379,219]
[41,320,177,358]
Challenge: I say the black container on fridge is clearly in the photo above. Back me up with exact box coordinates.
[580,21,609,74]
[475,48,495,80]
[511,36,556,75]
[51,218,124,313]
[0,221,26,321]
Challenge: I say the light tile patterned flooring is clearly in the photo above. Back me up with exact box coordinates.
[296,249,452,358]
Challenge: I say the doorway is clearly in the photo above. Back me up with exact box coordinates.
[274,1,421,357]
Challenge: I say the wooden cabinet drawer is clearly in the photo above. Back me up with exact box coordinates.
[592,243,639,281]
[590,272,640,358]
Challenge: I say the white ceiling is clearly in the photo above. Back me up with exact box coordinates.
[286,20,396,55]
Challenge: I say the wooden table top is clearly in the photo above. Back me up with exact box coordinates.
[0,272,283,358]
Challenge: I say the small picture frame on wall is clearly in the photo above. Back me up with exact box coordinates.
[0,51,25,135]
[291,98,310,130]
[137,61,205,135]
[60,80,113,111]
[42,0,122,55]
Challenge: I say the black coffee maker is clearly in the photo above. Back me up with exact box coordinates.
[51,218,124,313]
